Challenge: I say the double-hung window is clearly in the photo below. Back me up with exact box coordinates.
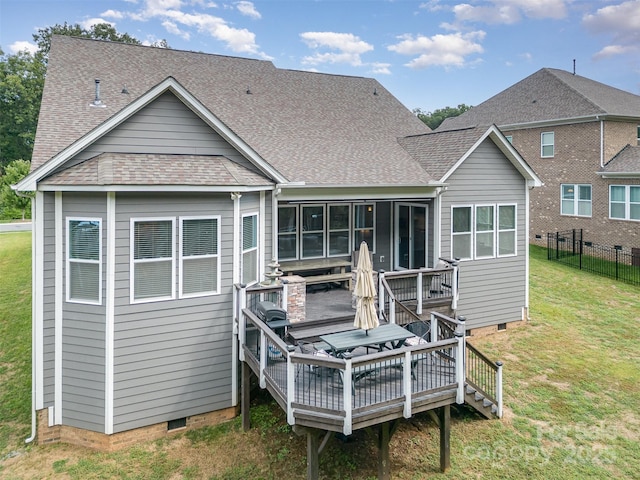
[67,218,102,304]
[541,131,554,157]
[301,205,325,258]
[328,204,351,256]
[131,218,175,302]
[610,185,640,221]
[242,213,259,284]
[475,205,495,258]
[354,203,375,251]
[561,184,592,217]
[278,205,298,260]
[497,205,517,256]
[451,206,472,260]
[180,216,220,297]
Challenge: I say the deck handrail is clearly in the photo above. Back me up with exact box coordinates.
[239,306,465,436]
[465,342,503,418]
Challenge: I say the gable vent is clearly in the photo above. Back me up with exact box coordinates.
[90,79,106,108]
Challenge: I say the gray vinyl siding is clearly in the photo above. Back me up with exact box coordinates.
[64,92,258,173]
[440,139,528,329]
[42,192,56,405]
[112,193,235,433]
[61,193,107,431]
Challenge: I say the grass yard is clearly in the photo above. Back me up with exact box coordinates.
[0,234,638,479]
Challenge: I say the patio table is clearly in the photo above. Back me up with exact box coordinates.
[320,323,413,357]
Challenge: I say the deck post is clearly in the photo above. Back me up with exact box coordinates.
[377,421,392,480]
[438,405,451,472]
[286,345,296,424]
[403,350,412,418]
[455,330,465,404]
[343,353,353,436]
[307,428,321,480]
[496,361,504,418]
[451,261,459,310]
[378,270,385,320]
[430,312,438,342]
[259,330,267,388]
[237,284,247,361]
[416,272,423,315]
[241,361,251,431]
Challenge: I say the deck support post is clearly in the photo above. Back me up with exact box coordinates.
[241,361,251,432]
[438,405,451,472]
[377,420,399,480]
[306,428,321,480]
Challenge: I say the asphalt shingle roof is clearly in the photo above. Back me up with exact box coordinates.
[439,68,640,131]
[600,145,640,174]
[41,153,271,186]
[33,36,434,187]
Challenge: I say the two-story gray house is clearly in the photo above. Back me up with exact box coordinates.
[15,36,540,449]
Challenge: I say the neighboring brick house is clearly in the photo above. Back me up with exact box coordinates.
[439,68,640,250]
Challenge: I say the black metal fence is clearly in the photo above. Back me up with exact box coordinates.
[547,229,640,286]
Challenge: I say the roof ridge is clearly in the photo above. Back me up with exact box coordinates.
[543,68,605,113]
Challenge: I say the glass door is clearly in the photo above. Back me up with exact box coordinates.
[395,203,427,269]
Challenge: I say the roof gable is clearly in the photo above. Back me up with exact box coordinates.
[399,125,541,187]
[439,68,640,131]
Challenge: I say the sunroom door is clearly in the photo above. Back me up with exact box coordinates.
[395,203,427,270]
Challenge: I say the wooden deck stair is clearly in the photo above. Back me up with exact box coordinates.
[464,384,499,419]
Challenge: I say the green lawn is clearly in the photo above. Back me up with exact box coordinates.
[1,235,638,479]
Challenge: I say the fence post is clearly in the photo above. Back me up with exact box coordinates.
[496,361,503,419]
[579,229,583,270]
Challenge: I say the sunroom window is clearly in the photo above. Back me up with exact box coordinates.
[301,205,325,258]
[451,206,472,260]
[498,205,516,256]
[475,205,495,258]
[67,218,101,304]
[328,204,351,256]
[354,204,375,251]
[278,205,298,260]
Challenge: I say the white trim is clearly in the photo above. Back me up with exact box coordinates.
[524,188,531,319]
[65,217,103,305]
[609,184,640,221]
[34,191,44,410]
[129,217,176,304]
[434,188,443,264]
[394,203,429,270]
[259,191,266,280]
[54,192,63,425]
[497,203,518,258]
[105,192,115,434]
[37,184,275,193]
[16,77,286,191]
[540,131,555,158]
[474,204,496,260]
[450,204,473,261]
[353,202,376,254]
[560,184,592,218]
[241,211,260,285]
[232,193,242,285]
[178,215,221,298]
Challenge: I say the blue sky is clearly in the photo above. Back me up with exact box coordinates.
[1,0,639,112]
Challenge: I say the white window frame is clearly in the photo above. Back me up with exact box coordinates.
[353,203,376,253]
[451,205,473,261]
[242,212,259,285]
[497,204,517,257]
[474,204,495,259]
[561,184,592,217]
[130,217,176,304]
[505,135,513,144]
[66,217,102,305]
[300,204,326,259]
[451,203,518,260]
[610,185,640,222]
[541,131,555,158]
[327,203,351,257]
[179,216,221,298]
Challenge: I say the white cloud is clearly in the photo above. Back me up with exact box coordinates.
[236,1,261,19]
[101,9,125,19]
[79,17,115,30]
[452,0,567,25]
[593,44,639,60]
[370,62,392,75]
[388,31,485,69]
[300,32,373,67]
[9,41,38,55]
[118,0,269,58]
[583,0,640,44]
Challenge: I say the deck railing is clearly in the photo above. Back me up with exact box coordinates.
[237,306,467,436]
[465,343,503,418]
[378,261,458,324]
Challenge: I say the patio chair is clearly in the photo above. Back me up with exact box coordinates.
[297,340,333,377]
[403,321,431,379]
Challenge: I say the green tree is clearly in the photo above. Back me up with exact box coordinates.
[0,159,32,220]
[0,48,45,169]
[413,104,472,130]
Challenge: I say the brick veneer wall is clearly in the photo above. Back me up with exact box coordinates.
[506,120,640,249]
[35,406,238,451]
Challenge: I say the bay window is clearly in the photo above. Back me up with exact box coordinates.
[131,218,175,302]
[180,216,219,297]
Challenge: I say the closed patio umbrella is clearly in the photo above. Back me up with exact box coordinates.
[353,241,379,334]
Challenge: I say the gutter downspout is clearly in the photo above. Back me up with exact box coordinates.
[599,117,604,168]
[14,188,37,444]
